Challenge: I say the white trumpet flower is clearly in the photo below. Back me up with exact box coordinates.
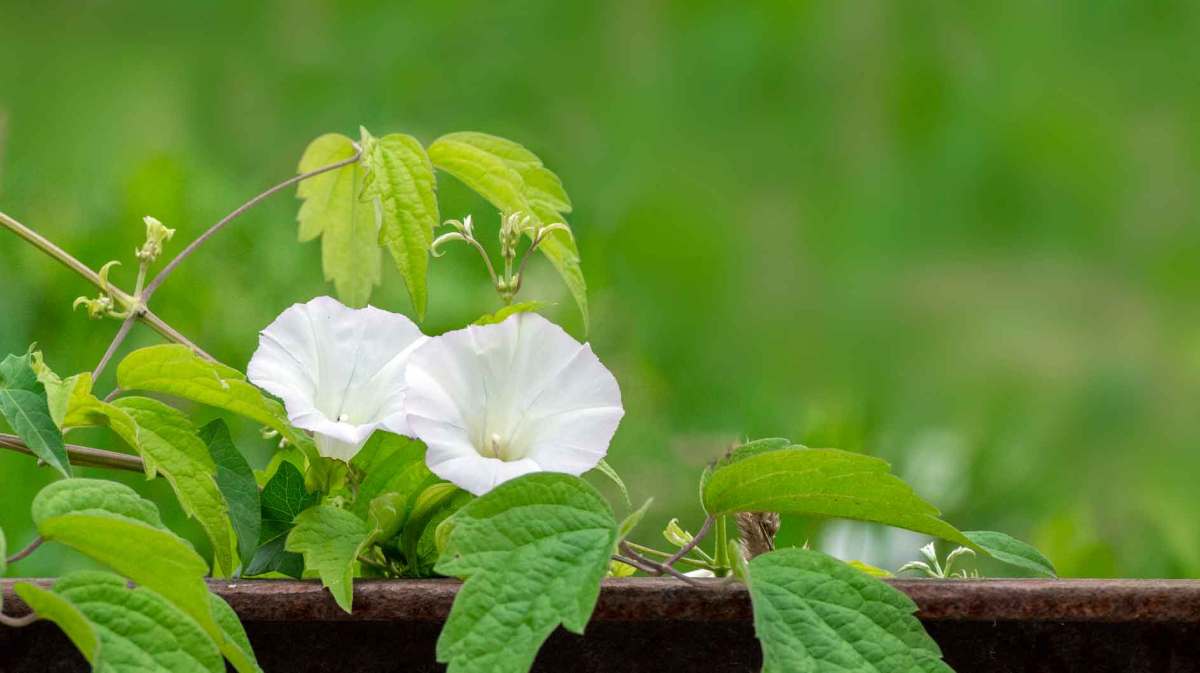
[247,296,426,461]
[404,312,624,495]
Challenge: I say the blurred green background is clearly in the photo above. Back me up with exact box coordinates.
[3,1,1200,578]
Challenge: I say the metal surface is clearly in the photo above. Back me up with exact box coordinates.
[4,578,1200,672]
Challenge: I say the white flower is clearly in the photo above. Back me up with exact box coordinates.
[247,296,426,461]
[404,312,624,495]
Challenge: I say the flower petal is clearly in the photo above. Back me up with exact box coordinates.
[405,312,623,494]
[247,296,426,460]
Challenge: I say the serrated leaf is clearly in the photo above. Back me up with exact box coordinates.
[964,530,1057,578]
[747,549,952,673]
[245,462,317,578]
[360,128,438,321]
[285,505,370,613]
[17,571,224,673]
[703,444,978,551]
[199,420,261,574]
[297,132,381,307]
[112,397,235,577]
[29,480,260,673]
[115,345,315,455]
[434,473,618,673]
[0,350,70,476]
[428,132,588,328]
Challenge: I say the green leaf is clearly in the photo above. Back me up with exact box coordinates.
[397,483,470,577]
[199,420,261,574]
[1,525,6,580]
[360,128,438,321]
[31,355,93,429]
[0,350,70,476]
[618,498,653,540]
[473,301,547,326]
[428,132,588,329]
[285,505,370,613]
[29,480,261,673]
[351,433,439,520]
[592,458,632,508]
[208,593,259,672]
[964,530,1057,578]
[245,462,317,578]
[297,132,381,308]
[747,548,951,673]
[115,344,315,455]
[702,444,978,551]
[435,473,618,673]
[17,571,225,673]
[112,397,236,576]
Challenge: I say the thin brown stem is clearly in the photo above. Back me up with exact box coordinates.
[6,536,43,564]
[142,148,362,301]
[663,515,715,569]
[0,612,38,628]
[617,543,702,585]
[0,434,144,473]
[139,310,215,360]
[92,314,137,379]
[0,210,136,306]
[623,542,714,570]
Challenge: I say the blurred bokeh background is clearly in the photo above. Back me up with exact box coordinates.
[3,1,1199,578]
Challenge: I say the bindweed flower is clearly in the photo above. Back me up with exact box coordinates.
[404,312,624,495]
[247,296,426,461]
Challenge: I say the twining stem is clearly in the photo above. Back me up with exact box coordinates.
[92,315,136,379]
[616,543,701,585]
[623,541,714,570]
[663,515,715,569]
[0,434,144,473]
[140,147,363,302]
[5,536,42,564]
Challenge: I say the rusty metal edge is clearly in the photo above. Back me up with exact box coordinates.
[5,578,1200,624]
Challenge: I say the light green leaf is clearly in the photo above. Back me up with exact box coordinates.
[619,498,653,540]
[285,505,370,613]
[297,132,381,308]
[17,571,224,673]
[199,419,261,574]
[473,300,547,326]
[31,355,93,429]
[112,397,236,577]
[0,350,70,476]
[592,458,632,508]
[435,473,618,673]
[702,443,978,551]
[209,593,259,672]
[428,132,587,328]
[351,433,439,520]
[115,344,315,455]
[747,548,951,673]
[245,461,317,578]
[360,128,438,321]
[29,479,261,673]
[1,525,6,580]
[965,530,1057,577]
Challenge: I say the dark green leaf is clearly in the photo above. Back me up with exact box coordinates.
[245,462,317,578]
[965,530,1057,577]
[199,420,261,574]
[0,350,70,476]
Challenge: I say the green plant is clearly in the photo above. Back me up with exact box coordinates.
[0,127,1053,673]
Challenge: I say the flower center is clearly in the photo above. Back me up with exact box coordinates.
[483,432,521,462]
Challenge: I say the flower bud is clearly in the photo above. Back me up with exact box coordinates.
[136,216,175,263]
[663,518,694,548]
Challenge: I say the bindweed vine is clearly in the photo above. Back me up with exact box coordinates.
[0,126,1057,673]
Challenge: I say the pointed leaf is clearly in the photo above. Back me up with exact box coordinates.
[702,444,978,551]
[0,351,70,476]
[964,530,1057,578]
[360,128,438,321]
[199,420,261,573]
[747,548,951,673]
[17,571,225,673]
[245,462,317,578]
[297,133,381,307]
[434,473,618,673]
[285,505,371,612]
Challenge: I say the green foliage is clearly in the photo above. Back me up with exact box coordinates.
[351,433,440,520]
[703,439,978,550]
[245,461,317,578]
[17,571,224,673]
[747,548,951,673]
[29,479,260,673]
[360,127,438,321]
[285,505,371,612]
[297,132,381,308]
[0,524,6,579]
[115,345,315,455]
[965,530,1057,578]
[435,473,618,673]
[473,300,546,326]
[111,396,235,576]
[428,132,587,328]
[0,350,70,477]
[199,420,261,574]
[396,484,471,577]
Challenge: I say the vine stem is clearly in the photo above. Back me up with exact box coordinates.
[6,536,43,564]
[623,542,714,570]
[616,543,702,585]
[0,434,144,473]
[0,612,38,628]
[140,147,362,302]
[664,515,715,569]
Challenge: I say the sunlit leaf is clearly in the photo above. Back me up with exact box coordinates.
[285,505,371,612]
[297,132,381,307]
[965,530,1057,577]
